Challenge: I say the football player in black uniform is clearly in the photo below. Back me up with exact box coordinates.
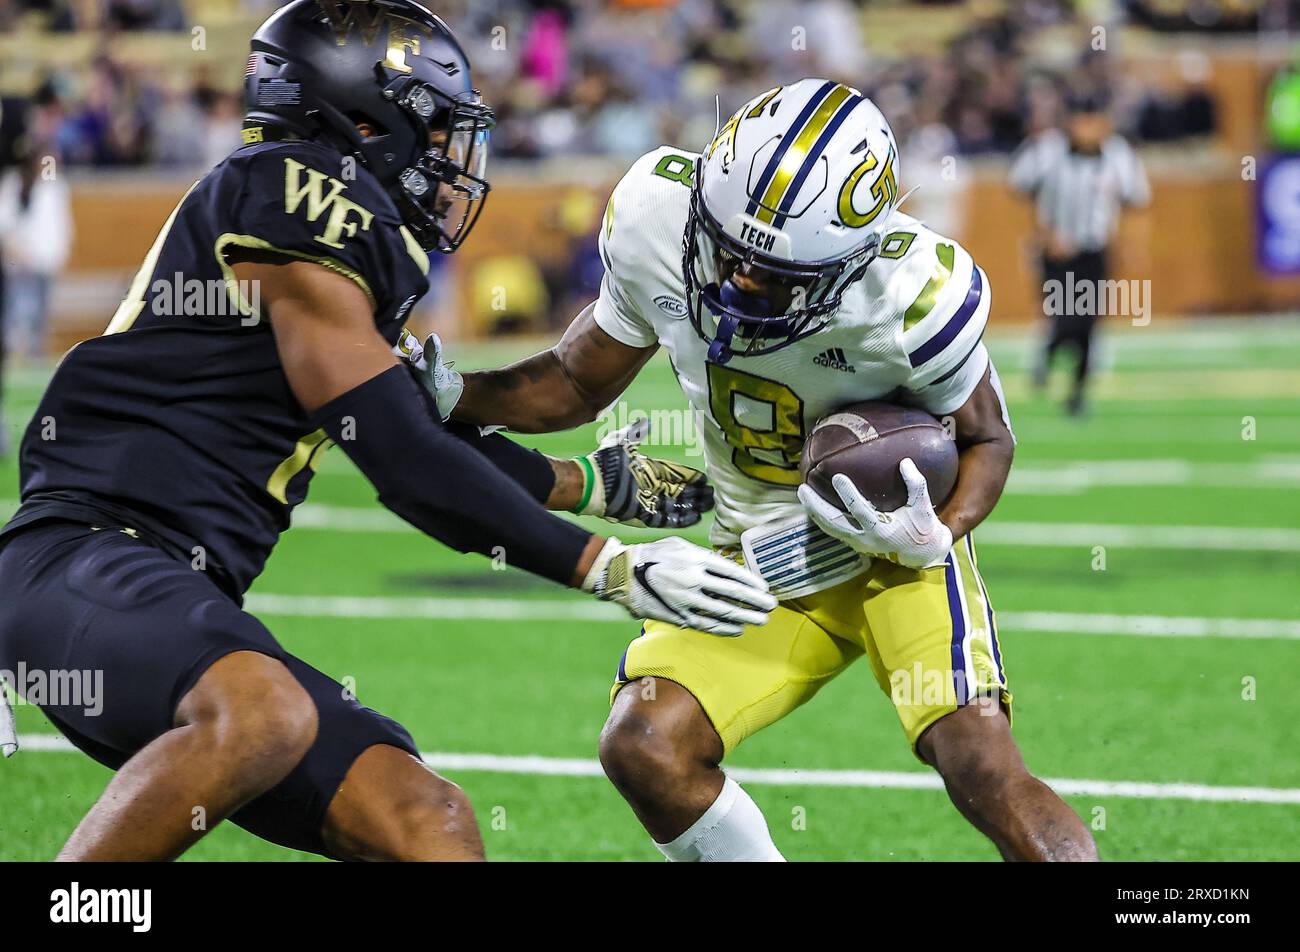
[0,0,774,861]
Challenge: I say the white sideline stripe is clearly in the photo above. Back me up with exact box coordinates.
[292,505,1300,553]
[1006,459,1300,494]
[999,612,1300,640]
[295,509,1300,552]
[248,593,625,622]
[242,594,1300,640]
[977,522,1300,552]
[14,735,1300,804]
[2,499,1298,551]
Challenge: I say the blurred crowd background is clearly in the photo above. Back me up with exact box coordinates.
[0,0,1298,358]
[1,0,1273,169]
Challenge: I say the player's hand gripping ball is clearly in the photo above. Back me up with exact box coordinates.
[797,401,958,569]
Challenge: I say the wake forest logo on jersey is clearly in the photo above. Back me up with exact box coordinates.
[283,157,374,250]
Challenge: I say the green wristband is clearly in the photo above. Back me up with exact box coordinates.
[571,454,597,514]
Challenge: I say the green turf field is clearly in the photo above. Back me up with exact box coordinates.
[1,318,1298,861]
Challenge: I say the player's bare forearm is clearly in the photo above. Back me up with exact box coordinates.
[546,457,585,511]
[457,350,595,431]
[936,368,1014,540]
[940,440,1012,540]
[455,303,657,433]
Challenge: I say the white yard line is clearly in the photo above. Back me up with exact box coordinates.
[1005,459,1300,494]
[241,593,1300,640]
[287,507,1300,552]
[248,593,625,622]
[296,505,1300,553]
[7,498,1299,553]
[976,522,1300,552]
[14,734,1299,805]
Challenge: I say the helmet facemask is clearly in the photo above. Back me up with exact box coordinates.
[682,175,879,365]
[377,72,494,253]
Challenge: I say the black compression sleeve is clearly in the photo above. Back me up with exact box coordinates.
[400,363,557,505]
[441,421,556,505]
[311,365,591,586]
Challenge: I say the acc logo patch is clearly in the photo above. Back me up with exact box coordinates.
[654,294,687,318]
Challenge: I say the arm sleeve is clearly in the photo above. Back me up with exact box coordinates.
[442,419,556,505]
[311,365,590,585]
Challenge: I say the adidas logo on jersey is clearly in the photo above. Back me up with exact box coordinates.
[813,348,855,372]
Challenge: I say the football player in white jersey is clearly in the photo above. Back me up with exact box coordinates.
[419,80,1097,861]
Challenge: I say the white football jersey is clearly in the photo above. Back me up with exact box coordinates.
[593,147,1000,547]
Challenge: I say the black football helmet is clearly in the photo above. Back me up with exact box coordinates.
[244,0,494,253]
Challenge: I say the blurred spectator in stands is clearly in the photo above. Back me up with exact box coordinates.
[59,54,153,166]
[200,91,245,171]
[581,67,659,158]
[0,0,77,31]
[0,137,73,363]
[153,77,208,166]
[519,1,571,99]
[103,0,186,31]
[1,0,1224,168]
[902,95,967,238]
[1134,50,1218,142]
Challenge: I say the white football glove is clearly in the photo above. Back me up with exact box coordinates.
[399,330,463,421]
[581,536,777,636]
[574,419,715,529]
[797,458,953,570]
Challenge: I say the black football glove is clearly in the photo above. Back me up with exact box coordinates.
[572,419,715,529]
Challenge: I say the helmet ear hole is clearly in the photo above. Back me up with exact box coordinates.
[346,111,389,137]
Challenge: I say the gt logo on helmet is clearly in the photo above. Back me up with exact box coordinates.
[838,147,898,229]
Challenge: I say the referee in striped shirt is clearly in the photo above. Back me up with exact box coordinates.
[1011,90,1150,416]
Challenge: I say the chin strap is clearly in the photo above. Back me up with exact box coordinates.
[703,280,792,365]
[706,311,740,364]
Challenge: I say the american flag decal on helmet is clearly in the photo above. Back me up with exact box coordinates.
[245,53,259,76]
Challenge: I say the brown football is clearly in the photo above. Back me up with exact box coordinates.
[800,401,959,512]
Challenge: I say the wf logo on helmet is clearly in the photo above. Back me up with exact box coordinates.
[317,0,432,46]
[315,0,441,74]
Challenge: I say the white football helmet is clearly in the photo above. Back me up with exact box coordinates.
[684,79,902,364]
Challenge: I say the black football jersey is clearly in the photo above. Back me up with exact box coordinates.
[2,139,431,598]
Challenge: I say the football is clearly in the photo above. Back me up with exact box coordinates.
[800,401,959,512]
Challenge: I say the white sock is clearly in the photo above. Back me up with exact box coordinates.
[654,776,785,862]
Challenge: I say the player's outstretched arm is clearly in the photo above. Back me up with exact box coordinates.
[240,256,772,633]
[449,302,658,432]
[400,323,713,527]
